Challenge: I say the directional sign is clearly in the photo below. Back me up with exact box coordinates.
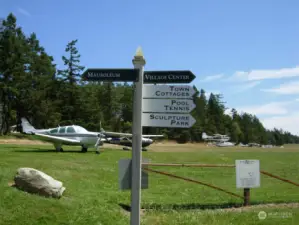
[82,68,139,82]
[143,99,196,113]
[142,113,196,128]
[236,160,260,188]
[143,70,196,84]
[143,84,196,99]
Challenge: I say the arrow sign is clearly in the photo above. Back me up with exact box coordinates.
[82,68,139,82]
[142,113,196,128]
[143,70,196,84]
[143,84,196,99]
[143,99,196,113]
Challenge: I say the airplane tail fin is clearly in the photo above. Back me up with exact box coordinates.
[21,117,36,134]
[202,132,207,139]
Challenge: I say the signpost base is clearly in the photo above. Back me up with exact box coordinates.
[243,188,250,206]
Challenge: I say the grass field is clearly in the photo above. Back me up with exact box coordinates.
[0,139,299,224]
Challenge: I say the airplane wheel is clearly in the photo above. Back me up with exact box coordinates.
[123,147,130,151]
[142,148,148,151]
[60,148,64,152]
[81,147,88,153]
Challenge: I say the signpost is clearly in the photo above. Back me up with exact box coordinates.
[142,99,196,113]
[82,47,197,225]
[235,160,260,206]
[144,70,196,83]
[143,84,196,99]
[81,68,139,82]
[131,47,145,225]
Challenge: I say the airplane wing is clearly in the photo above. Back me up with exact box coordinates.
[102,131,132,137]
[142,135,164,138]
[34,133,81,144]
[102,131,163,138]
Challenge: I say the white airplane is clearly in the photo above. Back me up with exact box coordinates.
[215,141,235,147]
[202,132,235,147]
[202,132,230,142]
[20,118,163,153]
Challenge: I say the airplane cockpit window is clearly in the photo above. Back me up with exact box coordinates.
[74,126,87,133]
[50,128,58,134]
[59,127,66,133]
[67,126,75,133]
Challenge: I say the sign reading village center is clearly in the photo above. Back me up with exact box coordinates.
[143,70,196,84]
[143,85,196,99]
[82,68,139,82]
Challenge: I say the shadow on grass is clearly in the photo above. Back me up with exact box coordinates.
[119,202,245,212]
[13,149,95,153]
[119,200,298,212]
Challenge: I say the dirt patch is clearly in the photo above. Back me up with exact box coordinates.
[149,142,212,152]
[0,138,48,145]
[103,142,212,152]
[142,202,299,214]
[218,202,299,213]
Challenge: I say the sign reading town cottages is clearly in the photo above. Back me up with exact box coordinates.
[143,85,196,99]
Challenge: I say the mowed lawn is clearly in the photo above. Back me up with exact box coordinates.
[0,142,299,225]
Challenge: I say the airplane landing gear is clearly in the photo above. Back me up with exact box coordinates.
[142,148,148,151]
[123,147,130,151]
[81,147,88,153]
[54,144,63,152]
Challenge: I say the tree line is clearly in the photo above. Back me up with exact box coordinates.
[1,13,299,145]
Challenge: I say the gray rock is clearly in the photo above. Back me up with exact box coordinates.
[14,168,66,198]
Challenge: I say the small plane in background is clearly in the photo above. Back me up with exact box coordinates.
[202,132,230,142]
[202,132,235,147]
[20,118,163,153]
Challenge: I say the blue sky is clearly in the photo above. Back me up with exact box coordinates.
[2,0,299,135]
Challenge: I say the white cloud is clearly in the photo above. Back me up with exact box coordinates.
[228,66,299,81]
[261,81,299,95]
[233,81,261,92]
[261,113,299,136]
[229,100,299,135]
[18,8,31,17]
[200,74,224,82]
[236,101,294,116]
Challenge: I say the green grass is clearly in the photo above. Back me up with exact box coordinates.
[0,143,299,224]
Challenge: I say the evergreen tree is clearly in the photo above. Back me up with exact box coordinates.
[0,13,27,134]
[57,39,85,124]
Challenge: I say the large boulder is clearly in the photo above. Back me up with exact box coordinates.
[14,168,66,198]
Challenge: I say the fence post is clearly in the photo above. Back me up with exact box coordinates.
[243,188,250,206]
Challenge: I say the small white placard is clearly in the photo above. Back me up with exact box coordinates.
[236,160,260,188]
